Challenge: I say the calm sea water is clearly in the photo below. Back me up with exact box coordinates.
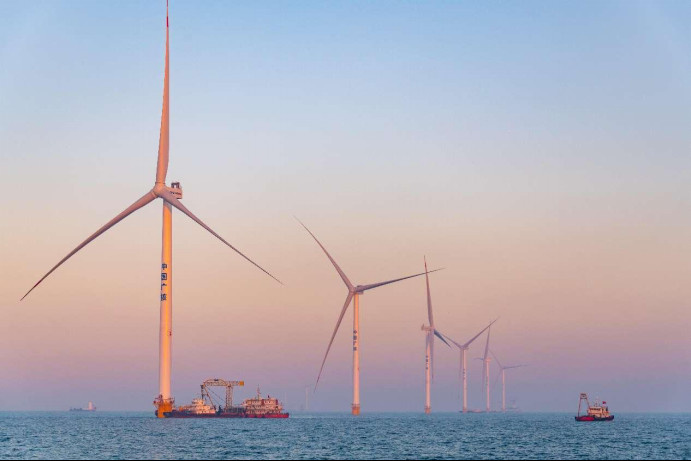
[0,412,689,460]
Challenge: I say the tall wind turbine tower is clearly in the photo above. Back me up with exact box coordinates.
[441,319,496,413]
[421,257,449,414]
[480,325,492,412]
[20,2,281,418]
[297,219,440,415]
[491,351,526,412]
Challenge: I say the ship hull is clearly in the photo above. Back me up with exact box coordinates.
[575,415,614,422]
[164,412,289,419]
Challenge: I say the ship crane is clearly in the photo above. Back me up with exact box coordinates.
[200,379,244,411]
[577,392,591,417]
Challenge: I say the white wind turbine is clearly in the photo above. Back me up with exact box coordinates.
[20,2,281,418]
[441,319,496,413]
[474,324,493,412]
[421,256,450,414]
[297,219,441,415]
[491,350,526,412]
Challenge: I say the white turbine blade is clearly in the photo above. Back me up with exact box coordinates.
[491,369,501,393]
[315,292,354,391]
[505,364,527,370]
[483,325,491,361]
[424,256,434,327]
[434,329,451,347]
[440,331,463,349]
[462,318,498,349]
[162,195,282,284]
[359,268,444,292]
[21,191,157,301]
[295,217,353,290]
[155,2,170,184]
[490,349,503,370]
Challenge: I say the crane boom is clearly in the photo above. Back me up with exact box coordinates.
[201,378,244,410]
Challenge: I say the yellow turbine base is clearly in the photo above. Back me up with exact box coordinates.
[352,404,361,416]
[154,397,174,418]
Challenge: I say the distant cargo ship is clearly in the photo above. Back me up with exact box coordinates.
[575,393,614,421]
[159,379,289,419]
[69,401,96,412]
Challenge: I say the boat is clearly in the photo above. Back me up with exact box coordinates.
[69,401,96,412]
[161,379,289,419]
[575,393,614,421]
[239,389,289,418]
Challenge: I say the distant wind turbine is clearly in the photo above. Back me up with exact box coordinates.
[297,218,441,415]
[20,2,281,418]
[441,319,496,413]
[491,350,526,412]
[476,325,493,412]
[421,256,450,414]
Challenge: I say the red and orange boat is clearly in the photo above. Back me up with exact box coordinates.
[575,393,614,422]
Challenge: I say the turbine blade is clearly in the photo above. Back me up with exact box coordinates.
[491,369,501,393]
[162,195,282,285]
[315,292,354,390]
[359,268,443,292]
[490,349,503,370]
[424,256,434,327]
[434,329,451,347]
[462,318,499,349]
[155,1,170,184]
[295,217,353,290]
[439,332,463,349]
[483,325,491,361]
[21,191,157,301]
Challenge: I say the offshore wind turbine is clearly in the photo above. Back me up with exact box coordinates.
[491,350,526,412]
[297,219,441,415]
[441,319,496,413]
[479,324,492,412]
[421,257,450,414]
[20,2,281,418]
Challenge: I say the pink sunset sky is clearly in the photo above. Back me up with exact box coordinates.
[1,1,690,412]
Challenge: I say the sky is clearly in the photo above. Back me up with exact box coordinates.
[0,0,690,413]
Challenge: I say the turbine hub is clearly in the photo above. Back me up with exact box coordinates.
[153,182,183,200]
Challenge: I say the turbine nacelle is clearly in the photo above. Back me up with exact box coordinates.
[153,182,183,200]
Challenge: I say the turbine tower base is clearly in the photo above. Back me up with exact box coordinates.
[154,395,175,418]
[351,404,360,416]
[425,406,431,414]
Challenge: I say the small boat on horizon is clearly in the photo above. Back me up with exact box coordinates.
[69,401,96,412]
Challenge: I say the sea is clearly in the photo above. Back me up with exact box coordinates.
[0,412,689,460]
